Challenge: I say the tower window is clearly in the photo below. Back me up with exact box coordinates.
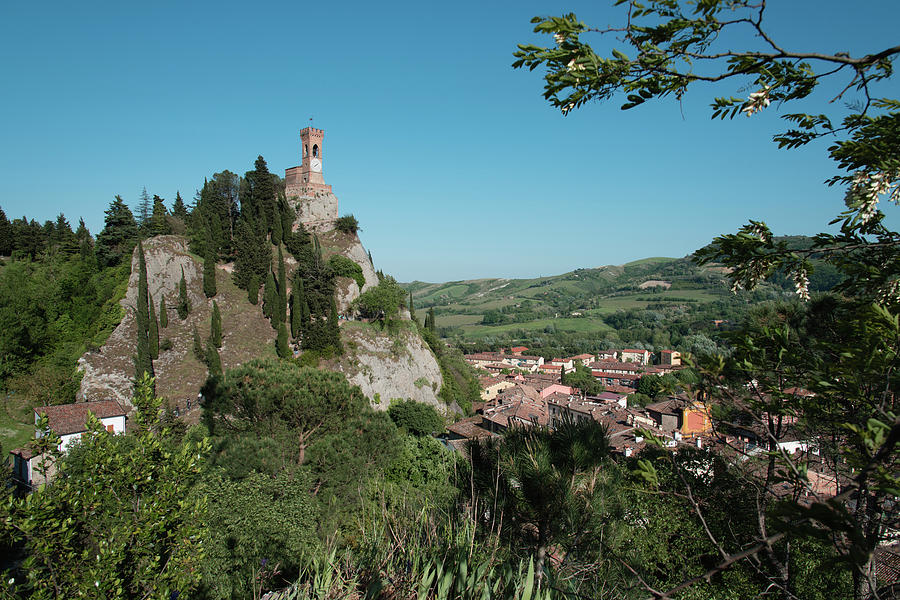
[304,144,308,158]
[312,144,319,158]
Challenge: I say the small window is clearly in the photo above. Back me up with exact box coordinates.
[312,144,319,157]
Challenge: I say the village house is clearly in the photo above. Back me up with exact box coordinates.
[481,384,549,433]
[479,376,517,402]
[548,357,575,372]
[644,398,712,436]
[659,350,681,366]
[567,353,595,365]
[10,400,127,489]
[619,349,652,365]
[595,350,619,361]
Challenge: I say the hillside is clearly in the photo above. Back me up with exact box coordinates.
[405,256,734,338]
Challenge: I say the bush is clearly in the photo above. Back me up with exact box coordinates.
[354,276,406,327]
[328,254,365,289]
[334,214,360,235]
[161,338,173,352]
[388,399,444,436]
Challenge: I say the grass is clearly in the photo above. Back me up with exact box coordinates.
[0,395,35,453]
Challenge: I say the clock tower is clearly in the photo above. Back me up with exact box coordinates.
[285,126,332,196]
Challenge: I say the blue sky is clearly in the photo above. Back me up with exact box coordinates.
[1,1,898,281]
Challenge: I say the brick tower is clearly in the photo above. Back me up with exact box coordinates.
[285,127,333,196]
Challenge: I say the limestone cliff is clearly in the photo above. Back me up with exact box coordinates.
[327,322,445,412]
[77,236,275,414]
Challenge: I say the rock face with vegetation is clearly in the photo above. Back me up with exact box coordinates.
[329,322,445,412]
[315,227,378,313]
[77,236,275,412]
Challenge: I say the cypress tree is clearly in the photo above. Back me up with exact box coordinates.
[277,246,287,323]
[149,293,159,360]
[137,242,149,329]
[368,249,373,266]
[177,266,190,319]
[206,339,222,378]
[291,276,305,338]
[328,297,343,354]
[276,321,290,359]
[192,325,204,361]
[263,270,276,322]
[409,291,415,321]
[427,307,436,332]
[134,242,153,380]
[159,296,168,328]
[280,196,293,242]
[271,209,283,246]
[248,273,259,305]
[203,243,217,298]
[211,301,222,348]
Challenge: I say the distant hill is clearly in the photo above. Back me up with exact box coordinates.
[404,238,840,341]
[404,255,733,339]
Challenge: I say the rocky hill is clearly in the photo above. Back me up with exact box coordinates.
[78,223,446,417]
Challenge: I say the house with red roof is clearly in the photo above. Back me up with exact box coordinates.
[10,400,127,489]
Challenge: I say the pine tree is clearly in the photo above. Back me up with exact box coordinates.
[203,243,217,298]
[150,195,171,236]
[137,187,152,232]
[247,273,259,305]
[149,293,159,360]
[291,276,305,338]
[210,301,222,348]
[0,207,12,256]
[177,266,190,320]
[276,321,290,359]
[171,191,188,220]
[277,246,287,323]
[95,196,139,267]
[159,296,168,328]
[206,339,222,378]
[192,325,204,361]
[263,270,276,322]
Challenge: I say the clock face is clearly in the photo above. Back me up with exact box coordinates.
[310,158,322,172]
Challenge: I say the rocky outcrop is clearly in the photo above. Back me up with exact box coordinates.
[330,323,444,412]
[77,236,275,415]
[290,192,338,230]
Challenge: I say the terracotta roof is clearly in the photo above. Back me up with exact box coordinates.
[645,399,683,415]
[622,349,649,354]
[10,446,35,460]
[510,346,529,352]
[605,384,636,394]
[447,416,494,439]
[34,401,126,436]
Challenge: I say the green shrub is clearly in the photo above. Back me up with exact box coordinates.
[328,254,365,289]
[388,399,443,436]
[334,214,359,235]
